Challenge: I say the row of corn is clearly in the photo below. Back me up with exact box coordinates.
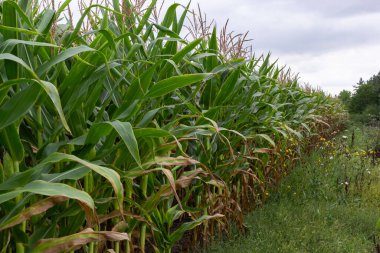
[0,1,346,252]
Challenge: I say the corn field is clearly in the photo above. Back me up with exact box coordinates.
[0,1,346,252]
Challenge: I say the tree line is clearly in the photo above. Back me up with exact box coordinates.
[339,71,380,122]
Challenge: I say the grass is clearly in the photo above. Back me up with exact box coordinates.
[206,124,380,253]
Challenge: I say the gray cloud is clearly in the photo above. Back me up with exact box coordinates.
[214,1,380,54]
[295,0,380,17]
[253,16,380,54]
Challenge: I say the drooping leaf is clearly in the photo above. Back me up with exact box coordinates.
[86,121,141,166]
[0,196,68,231]
[32,228,129,253]
[0,180,94,210]
[36,45,95,76]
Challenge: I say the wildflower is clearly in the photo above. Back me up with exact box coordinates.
[342,135,347,139]
[329,156,333,160]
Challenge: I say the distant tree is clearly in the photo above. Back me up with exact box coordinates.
[349,72,380,120]
[338,90,351,108]
[358,77,364,86]
[367,72,380,100]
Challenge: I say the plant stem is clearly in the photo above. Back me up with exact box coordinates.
[14,161,25,253]
[85,173,94,253]
[36,106,43,148]
[140,175,148,253]
[125,179,133,253]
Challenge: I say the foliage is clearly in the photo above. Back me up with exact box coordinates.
[338,89,351,108]
[0,0,344,252]
[340,73,380,123]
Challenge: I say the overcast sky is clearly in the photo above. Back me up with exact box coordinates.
[164,0,380,95]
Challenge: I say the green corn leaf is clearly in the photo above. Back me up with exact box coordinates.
[283,124,303,139]
[36,9,55,34]
[0,39,59,53]
[0,168,39,191]
[134,0,157,34]
[252,134,276,148]
[146,73,211,98]
[175,2,190,34]
[97,30,117,51]
[0,83,41,130]
[43,153,124,211]
[136,108,161,128]
[159,38,202,77]
[214,70,240,105]
[86,121,141,166]
[0,152,123,212]
[153,24,182,39]
[0,54,70,132]
[160,4,181,29]
[0,180,94,210]
[1,1,18,42]
[133,128,171,138]
[207,26,219,72]
[0,25,39,35]
[56,0,74,18]
[0,78,70,133]
[0,53,35,73]
[169,214,224,244]
[2,0,35,31]
[109,121,141,166]
[66,4,123,46]
[0,124,24,162]
[36,45,95,76]
[122,64,157,103]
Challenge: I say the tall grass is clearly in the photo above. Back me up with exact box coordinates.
[206,125,380,253]
[0,0,345,252]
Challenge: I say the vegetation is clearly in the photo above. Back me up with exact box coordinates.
[339,72,380,123]
[0,0,345,252]
[207,125,380,253]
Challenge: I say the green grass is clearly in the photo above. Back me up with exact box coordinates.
[206,125,380,253]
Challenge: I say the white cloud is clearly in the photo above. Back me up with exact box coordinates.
[277,44,380,95]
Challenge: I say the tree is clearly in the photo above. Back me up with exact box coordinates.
[349,72,380,120]
[338,90,351,108]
